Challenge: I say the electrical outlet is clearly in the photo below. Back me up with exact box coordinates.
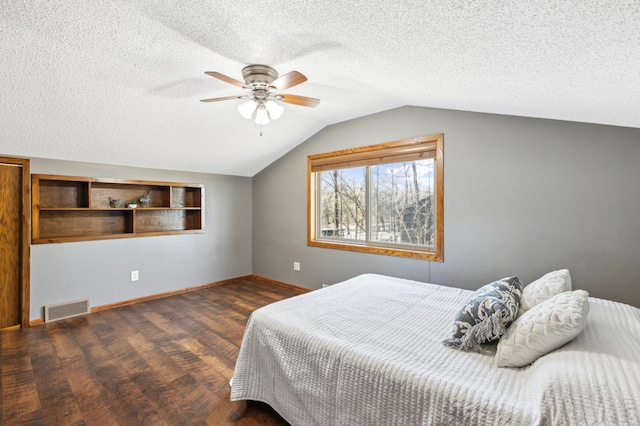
[293,262,300,271]
[131,270,139,282]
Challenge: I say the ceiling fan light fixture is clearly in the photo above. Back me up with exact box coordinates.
[265,100,284,120]
[237,100,256,119]
[255,104,271,125]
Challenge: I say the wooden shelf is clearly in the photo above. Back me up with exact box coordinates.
[32,174,204,244]
[38,207,202,211]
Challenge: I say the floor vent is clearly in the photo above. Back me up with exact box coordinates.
[45,298,91,322]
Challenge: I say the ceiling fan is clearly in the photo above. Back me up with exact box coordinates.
[200,64,320,125]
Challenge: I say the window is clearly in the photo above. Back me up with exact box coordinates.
[308,134,443,261]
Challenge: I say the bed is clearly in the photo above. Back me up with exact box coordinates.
[230,274,640,425]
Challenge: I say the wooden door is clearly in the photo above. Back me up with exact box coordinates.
[0,157,30,328]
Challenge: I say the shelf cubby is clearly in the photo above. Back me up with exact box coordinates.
[38,179,89,208]
[38,210,133,239]
[91,183,170,209]
[171,186,202,208]
[135,209,202,233]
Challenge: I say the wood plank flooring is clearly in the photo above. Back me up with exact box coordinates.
[0,277,305,425]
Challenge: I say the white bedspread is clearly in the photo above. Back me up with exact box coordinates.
[230,274,640,425]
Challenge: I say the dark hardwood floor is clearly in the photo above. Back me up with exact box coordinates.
[0,277,306,425]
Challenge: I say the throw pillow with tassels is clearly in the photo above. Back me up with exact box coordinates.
[443,276,522,353]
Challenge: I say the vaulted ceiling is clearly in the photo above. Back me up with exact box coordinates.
[1,1,638,176]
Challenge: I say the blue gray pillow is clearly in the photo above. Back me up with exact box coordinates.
[443,276,522,353]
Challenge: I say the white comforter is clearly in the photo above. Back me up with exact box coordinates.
[230,274,640,425]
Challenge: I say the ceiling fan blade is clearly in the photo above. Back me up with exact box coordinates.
[200,95,244,103]
[204,71,248,89]
[269,71,307,91]
[278,94,320,107]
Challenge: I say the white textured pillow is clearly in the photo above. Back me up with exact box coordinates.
[495,289,589,368]
[518,269,572,316]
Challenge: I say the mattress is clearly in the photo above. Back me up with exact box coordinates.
[230,274,640,425]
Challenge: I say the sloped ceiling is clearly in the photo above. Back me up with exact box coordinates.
[1,1,639,177]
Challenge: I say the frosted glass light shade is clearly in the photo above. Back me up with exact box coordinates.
[255,105,271,125]
[237,100,256,119]
[265,100,284,120]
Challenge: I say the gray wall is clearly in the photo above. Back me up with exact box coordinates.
[30,158,252,320]
[252,106,640,308]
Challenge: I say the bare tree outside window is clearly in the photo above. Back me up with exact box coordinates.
[319,167,366,241]
[370,159,435,247]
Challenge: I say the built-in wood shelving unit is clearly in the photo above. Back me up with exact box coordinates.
[32,174,204,244]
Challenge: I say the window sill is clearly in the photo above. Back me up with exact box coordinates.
[308,239,443,261]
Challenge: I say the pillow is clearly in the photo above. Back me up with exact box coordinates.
[518,269,572,317]
[443,276,522,353]
[495,289,589,368]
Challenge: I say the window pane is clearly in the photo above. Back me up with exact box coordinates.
[370,159,435,247]
[318,168,366,241]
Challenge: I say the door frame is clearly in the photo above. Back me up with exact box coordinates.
[0,156,30,327]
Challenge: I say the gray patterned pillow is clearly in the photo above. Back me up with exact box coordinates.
[443,276,523,353]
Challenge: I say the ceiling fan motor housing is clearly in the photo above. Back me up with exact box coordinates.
[242,64,279,87]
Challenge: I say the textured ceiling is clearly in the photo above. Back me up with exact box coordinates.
[1,1,639,176]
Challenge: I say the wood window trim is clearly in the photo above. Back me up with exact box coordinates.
[307,134,444,261]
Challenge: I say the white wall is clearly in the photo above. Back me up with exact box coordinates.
[252,106,640,308]
[30,158,252,320]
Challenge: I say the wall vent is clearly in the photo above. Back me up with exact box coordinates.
[45,298,90,322]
